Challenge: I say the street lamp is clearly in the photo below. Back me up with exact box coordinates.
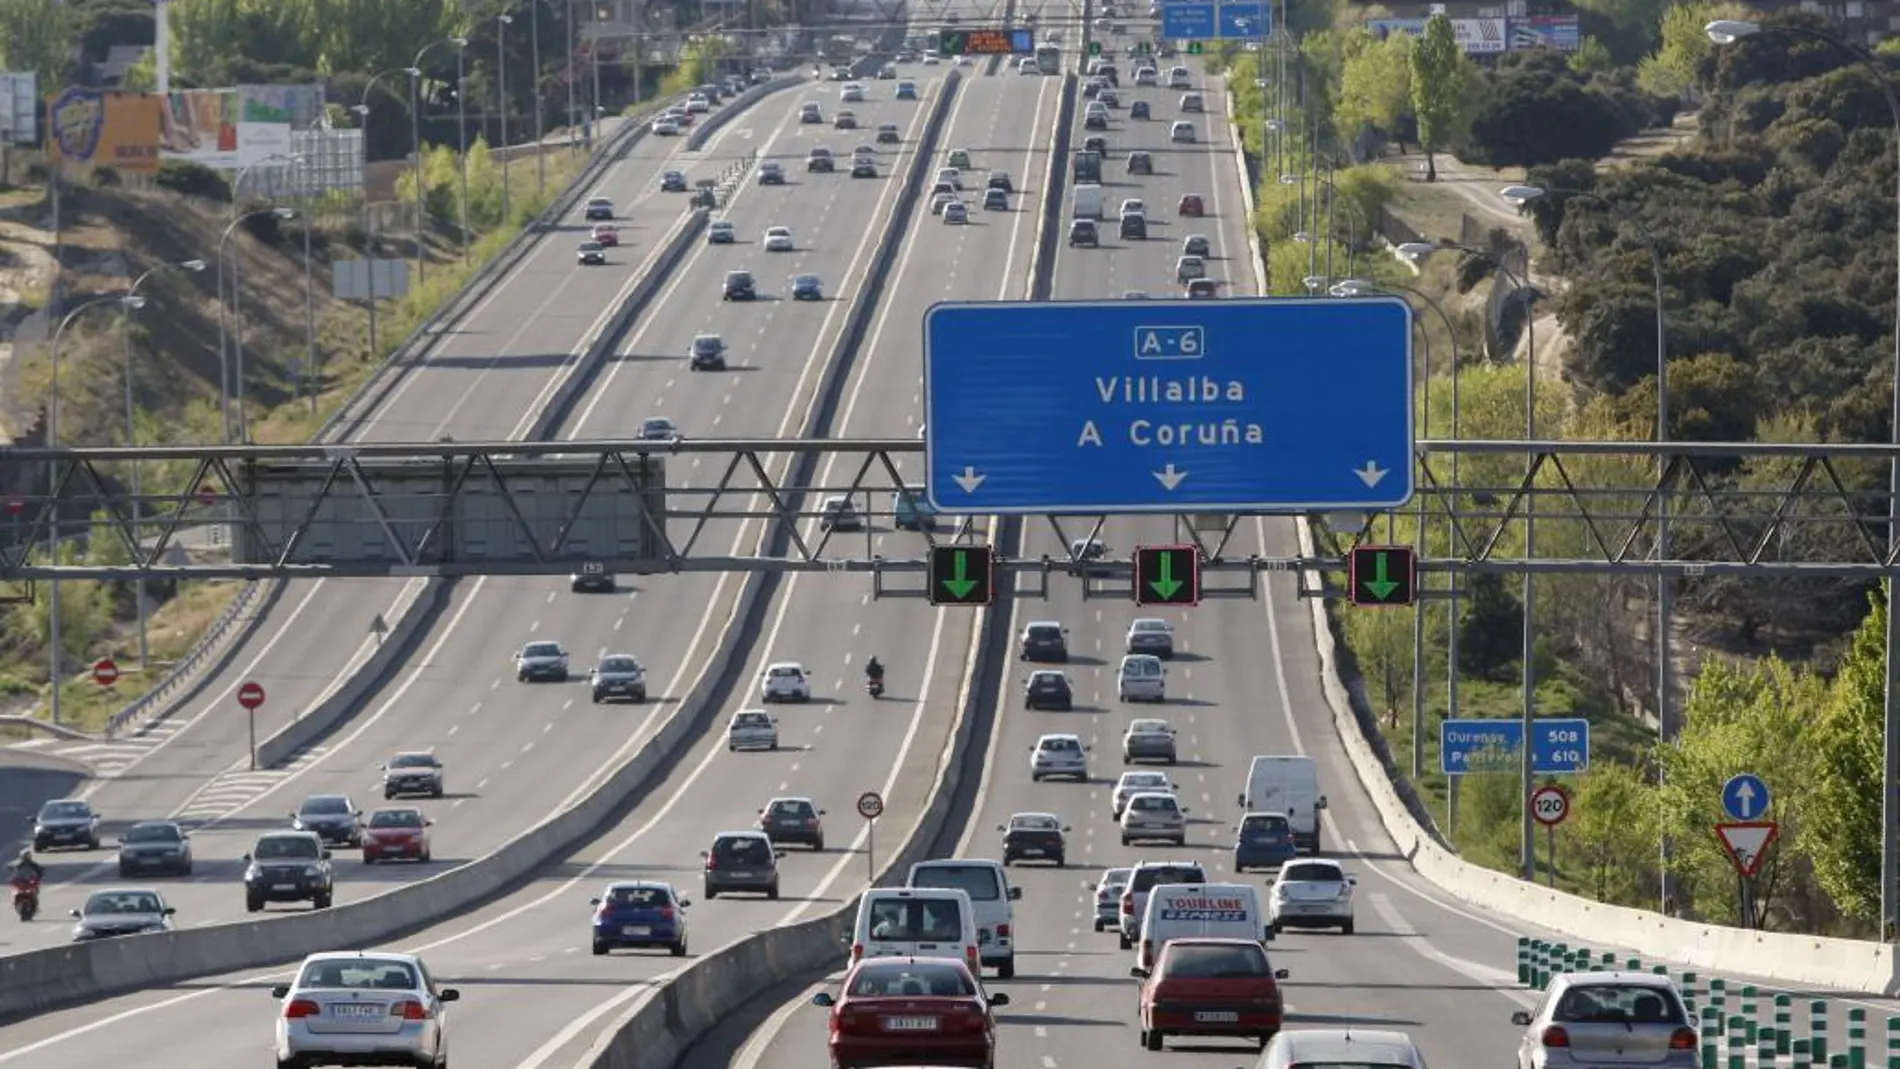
[528,2,546,198]
[217,205,297,443]
[498,12,517,226]
[1707,16,1900,940]
[45,292,144,726]
[354,69,414,354]
[1284,172,1364,283]
[122,258,205,670]
[452,37,471,258]
[402,59,428,283]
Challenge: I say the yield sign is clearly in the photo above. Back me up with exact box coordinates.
[1715,821,1779,878]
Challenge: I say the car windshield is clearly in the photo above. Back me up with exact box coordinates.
[389,754,436,769]
[39,801,89,819]
[866,899,965,942]
[124,823,181,843]
[1553,984,1687,1025]
[849,961,975,998]
[297,959,420,990]
[1011,815,1059,831]
[606,885,670,908]
[254,836,320,860]
[796,275,820,287]
[1283,862,1345,883]
[369,809,424,828]
[1162,943,1269,979]
[910,863,1002,901]
[84,891,163,915]
[301,797,349,815]
[580,242,602,251]
[599,656,640,673]
[524,642,562,657]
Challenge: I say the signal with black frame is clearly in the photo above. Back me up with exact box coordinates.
[929,545,995,606]
[1134,545,1201,607]
[1348,545,1416,607]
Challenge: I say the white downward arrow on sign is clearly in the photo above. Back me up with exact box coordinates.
[1354,461,1388,488]
[953,467,986,493]
[1154,465,1188,490]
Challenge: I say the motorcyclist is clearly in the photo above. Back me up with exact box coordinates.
[10,848,41,884]
[865,656,885,683]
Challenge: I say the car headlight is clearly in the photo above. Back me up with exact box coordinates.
[245,865,261,880]
[304,865,322,877]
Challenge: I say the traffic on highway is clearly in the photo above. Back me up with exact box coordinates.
[3,4,1887,1069]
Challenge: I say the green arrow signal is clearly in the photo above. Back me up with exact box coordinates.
[941,549,979,600]
[1148,552,1183,600]
[1361,551,1400,601]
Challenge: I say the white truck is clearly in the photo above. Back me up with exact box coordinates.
[1236,755,1327,853]
[1071,182,1104,220]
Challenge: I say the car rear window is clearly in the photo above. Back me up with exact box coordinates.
[1131,864,1206,893]
[369,810,423,828]
[1554,984,1686,1025]
[1283,862,1344,882]
[1028,625,1061,640]
[715,836,771,861]
[866,898,964,942]
[298,959,420,990]
[1242,815,1290,834]
[910,863,1002,902]
[608,886,669,908]
[849,961,975,997]
[1161,943,1269,978]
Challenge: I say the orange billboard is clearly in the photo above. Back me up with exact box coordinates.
[46,87,162,173]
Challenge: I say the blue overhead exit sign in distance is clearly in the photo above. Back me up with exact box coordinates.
[921,297,1416,514]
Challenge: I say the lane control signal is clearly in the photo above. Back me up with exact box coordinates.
[1348,545,1416,607]
[930,545,995,606]
[1134,544,1201,606]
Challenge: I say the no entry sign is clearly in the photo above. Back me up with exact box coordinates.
[237,681,267,710]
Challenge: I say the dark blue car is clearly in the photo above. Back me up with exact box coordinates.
[591,881,690,956]
[1233,812,1299,872]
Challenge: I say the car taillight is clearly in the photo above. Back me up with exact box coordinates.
[966,944,979,970]
[996,923,1011,939]
[1120,892,1134,915]
[851,942,864,961]
[392,1000,431,1021]
[705,856,718,870]
[950,1006,988,1032]
[284,999,322,1019]
[1541,1026,1570,1048]
[1097,890,1111,903]
[657,907,674,921]
[1670,1028,1698,1050]
[806,818,819,827]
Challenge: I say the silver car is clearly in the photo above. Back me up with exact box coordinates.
[727,709,780,751]
[1121,718,1177,765]
[1092,866,1132,931]
[514,640,569,682]
[1264,1029,1429,1069]
[1029,733,1091,782]
[381,752,445,800]
[1118,791,1188,846]
[1112,770,1176,819]
[1513,972,1699,1069]
[1267,857,1356,934]
[1125,617,1174,658]
[272,952,459,1068]
[70,887,175,941]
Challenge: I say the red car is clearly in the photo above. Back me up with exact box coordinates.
[360,807,433,863]
[1132,937,1287,1051]
[811,957,1010,1069]
[591,223,619,246]
[1178,193,1205,217]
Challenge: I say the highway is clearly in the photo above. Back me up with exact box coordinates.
[0,73,948,952]
[0,56,1066,1069]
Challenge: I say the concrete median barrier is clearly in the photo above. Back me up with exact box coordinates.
[687,76,805,152]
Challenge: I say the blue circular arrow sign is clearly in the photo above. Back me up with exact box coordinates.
[1721,773,1770,822]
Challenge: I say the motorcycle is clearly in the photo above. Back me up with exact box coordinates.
[10,874,40,921]
[866,674,885,699]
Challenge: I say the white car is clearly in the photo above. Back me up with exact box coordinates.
[1263,1031,1427,1069]
[1119,198,1146,218]
[943,201,968,224]
[1170,120,1196,143]
[1134,67,1157,86]
[1018,58,1040,74]
[726,709,780,751]
[1168,65,1191,88]
[1118,790,1188,846]
[841,81,866,101]
[651,117,680,135]
[763,226,795,252]
[922,52,939,64]
[1029,732,1090,782]
[761,662,811,702]
[935,167,962,189]
[273,952,459,1069]
[686,93,711,112]
[1267,857,1356,934]
[1112,770,1176,819]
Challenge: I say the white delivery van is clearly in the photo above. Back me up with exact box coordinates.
[906,859,1022,978]
[1237,756,1327,852]
[1136,881,1266,971]
[850,887,981,973]
[1072,182,1104,220]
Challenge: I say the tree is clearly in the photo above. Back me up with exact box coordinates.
[1343,604,1414,729]
[1337,29,1413,147]
[1458,573,1522,681]
[0,0,78,88]
[1408,15,1472,181]
[1805,593,1885,924]
[1567,761,1659,906]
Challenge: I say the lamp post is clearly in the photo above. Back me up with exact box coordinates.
[530,1,547,198]
[217,151,299,444]
[454,36,471,258]
[1333,276,1462,782]
[1707,15,1900,941]
[217,205,297,443]
[123,258,205,670]
[499,12,517,226]
[45,293,144,726]
[410,38,464,277]
[352,70,412,356]
[1283,172,1364,283]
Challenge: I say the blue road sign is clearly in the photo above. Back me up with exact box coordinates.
[1161,1,1216,40]
[1439,718,1591,776]
[922,298,1415,514]
[1721,773,1770,821]
[1218,1,1268,38]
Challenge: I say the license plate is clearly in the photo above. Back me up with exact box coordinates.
[623,926,651,936]
[882,1016,940,1032]
[334,1004,382,1018]
[728,871,753,879]
[1296,904,1328,913]
[272,883,297,891]
[1020,847,1043,855]
[1194,1011,1239,1023]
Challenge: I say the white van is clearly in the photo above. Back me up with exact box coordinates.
[1237,755,1327,852]
[1117,654,1165,702]
[906,859,1022,978]
[851,887,981,973]
[1136,881,1266,971]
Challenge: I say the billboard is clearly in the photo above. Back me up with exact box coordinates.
[1510,15,1581,51]
[1365,16,1509,53]
[46,87,162,173]
[0,71,36,144]
[160,84,321,169]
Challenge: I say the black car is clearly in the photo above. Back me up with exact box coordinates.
[983,188,1009,211]
[851,158,877,178]
[571,561,615,592]
[986,171,1013,193]
[583,197,614,220]
[291,794,363,847]
[757,796,826,850]
[1120,214,1147,240]
[661,169,688,192]
[31,798,101,851]
[1084,111,1108,130]
[690,334,727,370]
[243,831,334,912]
[999,814,1069,866]
[723,270,757,300]
[1024,670,1074,711]
[116,820,192,876]
[578,241,606,265]
[1068,219,1099,247]
[1131,100,1151,120]
[807,150,834,173]
[1083,135,1108,155]
[791,274,824,301]
[702,831,784,899]
[759,163,786,185]
[1019,621,1069,662]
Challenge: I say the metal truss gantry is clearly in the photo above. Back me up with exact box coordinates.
[2,438,1896,593]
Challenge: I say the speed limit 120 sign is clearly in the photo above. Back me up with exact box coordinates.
[1531,785,1571,827]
